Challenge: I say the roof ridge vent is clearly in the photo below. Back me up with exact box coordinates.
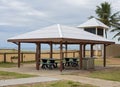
[57,24,63,37]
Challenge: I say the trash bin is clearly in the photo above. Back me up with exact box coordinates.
[82,58,95,70]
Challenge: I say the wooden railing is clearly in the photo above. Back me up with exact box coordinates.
[0,51,80,63]
[0,50,102,63]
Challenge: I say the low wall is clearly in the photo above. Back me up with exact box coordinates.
[106,44,120,58]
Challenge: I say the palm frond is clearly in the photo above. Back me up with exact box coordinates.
[118,37,120,41]
[113,32,120,38]
[111,28,120,32]
[111,11,120,19]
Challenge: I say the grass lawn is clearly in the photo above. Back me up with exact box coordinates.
[114,56,120,58]
[22,60,35,64]
[88,68,120,82]
[0,71,36,80]
[94,59,104,66]
[0,62,17,68]
[94,58,112,66]
[7,80,97,87]
[0,61,35,68]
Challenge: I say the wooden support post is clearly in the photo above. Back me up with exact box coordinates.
[60,41,63,72]
[79,44,83,69]
[18,42,21,68]
[36,43,40,70]
[50,42,53,58]
[103,44,106,67]
[4,53,6,63]
[65,43,67,58]
[83,44,86,58]
[90,44,94,58]
[39,43,41,68]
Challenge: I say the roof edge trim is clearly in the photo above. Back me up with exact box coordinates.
[58,24,62,37]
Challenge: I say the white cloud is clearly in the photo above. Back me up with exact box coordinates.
[0,0,119,27]
[111,0,120,12]
[65,0,90,7]
[0,22,12,26]
[0,0,47,26]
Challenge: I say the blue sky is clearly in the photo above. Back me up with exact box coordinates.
[0,0,120,50]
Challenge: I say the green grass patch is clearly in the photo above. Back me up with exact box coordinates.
[0,61,35,68]
[114,56,120,58]
[94,59,103,66]
[7,80,97,87]
[94,59,110,66]
[88,68,120,82]
[0,62,17,68]
[0,71,36,80]
[22,60,35,64]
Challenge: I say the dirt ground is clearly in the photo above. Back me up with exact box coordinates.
[107,58,120,65]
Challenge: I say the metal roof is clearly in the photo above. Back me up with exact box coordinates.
[77,18,109,29]
[8,24,114,44]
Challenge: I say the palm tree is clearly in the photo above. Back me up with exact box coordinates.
[96,2,111,26]
[95,2,120,39]
[95,2,120,27]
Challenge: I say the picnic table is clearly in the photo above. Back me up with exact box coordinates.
[64,58,79,67]
[41,58,58,69]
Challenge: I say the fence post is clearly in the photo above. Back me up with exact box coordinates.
[4,53,6,63]
[73,52,75,58]
[21,53,23,62]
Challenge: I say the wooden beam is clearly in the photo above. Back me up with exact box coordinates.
[18,42,21,68]
[90,44,94,57]
[80,44,83,69]
[50,42,53,58]
[103,44,106,67]
[65,43,67,58]
[36,43,40,70]
[60,41,63,72]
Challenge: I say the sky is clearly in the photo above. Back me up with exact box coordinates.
[0,0,120,50]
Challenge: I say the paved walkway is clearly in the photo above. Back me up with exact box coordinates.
[0,75,120,87]
[0,77,60,86]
